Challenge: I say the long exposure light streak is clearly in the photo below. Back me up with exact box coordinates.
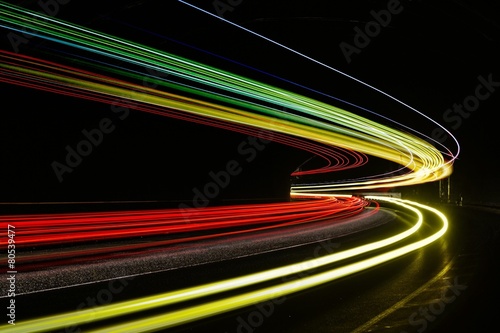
[0,49,368,176]
[0,2,454,190]
[0,197,447,333]
[0,51,420,187]
[178,0,460,161]
[0,197,366,248]
[16,200,374,271]
[113,17,455,163]
[0,2,458,332]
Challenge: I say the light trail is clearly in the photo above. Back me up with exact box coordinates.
[90,198,448,333]
[0,3,457,332]
[0,1,454,190]
[111,17,456,163]
[178,0,460,162]
[0,197,447,333]
[0,196,366,248]
[0,49,368,176]
[0,51,427,188]
[15,200,375,272]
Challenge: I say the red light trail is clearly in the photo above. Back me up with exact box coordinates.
[0,196,367,249]
[0,2,459,332]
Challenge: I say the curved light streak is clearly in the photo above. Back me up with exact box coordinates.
[0,1,454,190]
[0,51,442,189]
[110,17,455,164]
[0,3,457,332]
[89,197,447,333]
[0,48,369,176]
[178,0,460,162]
[0,197,447,333]
[0,197,366,248]
[16,199,372,271]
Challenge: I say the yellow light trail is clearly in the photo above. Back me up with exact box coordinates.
[0,3,455,332]
[0,1,455,191]
[0,197,447,333]
[179,0,460,162]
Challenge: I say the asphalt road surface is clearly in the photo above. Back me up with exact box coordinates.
[6,203,500,333]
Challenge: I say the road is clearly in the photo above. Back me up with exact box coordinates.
[4,202,498,332]
[166,204,499,333]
